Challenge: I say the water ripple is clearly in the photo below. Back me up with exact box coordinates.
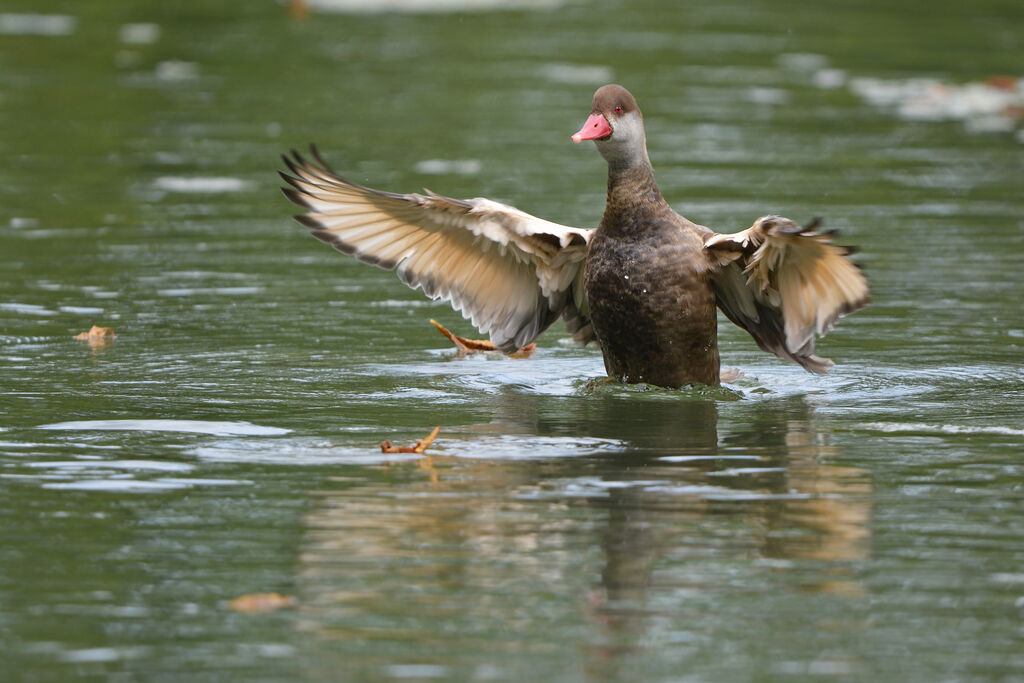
[190,438,422,465]
[440,434,626,460]
[37,419,290,436]
[857,422,1024,437]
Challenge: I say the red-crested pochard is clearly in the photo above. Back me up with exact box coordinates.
[280,84,869,388]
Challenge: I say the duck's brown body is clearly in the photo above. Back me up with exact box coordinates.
[585,165,719,386]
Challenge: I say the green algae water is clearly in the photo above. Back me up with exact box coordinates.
[2,0,1023,680]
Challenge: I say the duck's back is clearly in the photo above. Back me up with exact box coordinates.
[584,206,720,387]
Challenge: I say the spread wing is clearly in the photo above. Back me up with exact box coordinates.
[705,216,869,373]
[280,147,594,352]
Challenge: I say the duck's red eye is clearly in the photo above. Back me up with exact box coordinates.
[614,106,623,113]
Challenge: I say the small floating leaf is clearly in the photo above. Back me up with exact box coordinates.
[74,325,115,346]
[381,425,441,454]
[289,0,309,20]
[228,593,297,613]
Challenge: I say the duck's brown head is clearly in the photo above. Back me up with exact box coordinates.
[571,84,649,170]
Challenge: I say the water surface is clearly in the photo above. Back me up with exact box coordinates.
[2,0,1023,680]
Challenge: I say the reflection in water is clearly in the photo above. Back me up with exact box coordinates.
[0,0,1020,677]
[578,397,871,678]
[295,394,872,678]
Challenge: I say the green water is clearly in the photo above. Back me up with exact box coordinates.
[2,0,1023,680]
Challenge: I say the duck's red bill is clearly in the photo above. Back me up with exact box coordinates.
[571,114,612,142]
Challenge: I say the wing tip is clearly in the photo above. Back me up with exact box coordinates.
[281,185,312,210]
[294,212,323,229]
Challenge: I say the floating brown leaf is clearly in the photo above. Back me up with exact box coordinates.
[289,0,308,20]
[74,326,115,346]
[430,319,535,358]
[381,425,441,454]
[228,593,297,613]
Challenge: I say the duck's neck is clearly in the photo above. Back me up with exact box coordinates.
[601,161,668,235]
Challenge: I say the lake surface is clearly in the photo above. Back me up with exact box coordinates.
[2,0,1023,680]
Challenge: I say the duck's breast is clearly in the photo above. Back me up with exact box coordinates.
[584,223,719,386]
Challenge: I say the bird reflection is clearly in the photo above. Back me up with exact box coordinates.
[294,388,871,678]
[569,395,872,677]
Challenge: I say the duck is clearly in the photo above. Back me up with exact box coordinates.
[280,84,869,388]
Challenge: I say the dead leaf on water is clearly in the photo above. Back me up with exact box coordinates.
[74,326,115,346]
[289,0,308,20]
[227,593,297,613]
[381,425,441,454]
[430,319,535,358]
